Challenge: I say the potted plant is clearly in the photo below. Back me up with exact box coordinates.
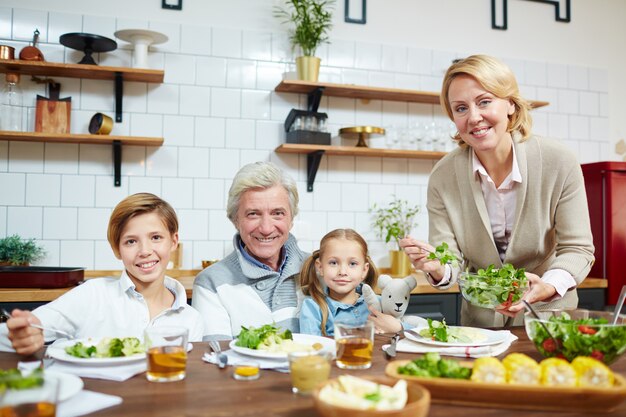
[370,197,420,277]
[274,0,334,82]
[0,234,46,266]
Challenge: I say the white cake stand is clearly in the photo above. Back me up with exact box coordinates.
[114,29,168,68]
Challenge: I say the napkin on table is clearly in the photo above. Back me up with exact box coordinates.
[57,390,122,417]
[202,350,290,373]
[384,330,518,358]
[46,360,146,381]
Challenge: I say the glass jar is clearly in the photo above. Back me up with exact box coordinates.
[1,74,23,131]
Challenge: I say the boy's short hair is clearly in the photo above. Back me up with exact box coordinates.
[107,193,178,258]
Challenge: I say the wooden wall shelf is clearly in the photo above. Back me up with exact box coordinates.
[0,59,164,83]
[275,80,550,109]
[276,144,446,191]
[0,131,163,146]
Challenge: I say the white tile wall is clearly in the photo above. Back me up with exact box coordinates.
[0,8,612,269]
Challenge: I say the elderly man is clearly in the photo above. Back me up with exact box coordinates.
[192,162,308,340]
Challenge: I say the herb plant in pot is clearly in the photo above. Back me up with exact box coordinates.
[370,197,420,277]
[274,0,334,82]
[0,234,45,266]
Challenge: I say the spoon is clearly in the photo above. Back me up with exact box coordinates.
[522,300,560,349]
[0,309,74,340]
[612,285,626,325]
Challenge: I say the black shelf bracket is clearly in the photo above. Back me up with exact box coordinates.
[113,140,122,186]
[307,87,324,112]
[306,150,325,192]
[114,72,123,122]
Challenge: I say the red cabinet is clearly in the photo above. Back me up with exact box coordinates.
[581,162,626,305]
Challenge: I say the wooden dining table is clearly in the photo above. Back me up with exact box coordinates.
[1,327,624,417]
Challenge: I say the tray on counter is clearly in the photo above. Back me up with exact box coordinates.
[0,266,85,288]
[386,360,626,412]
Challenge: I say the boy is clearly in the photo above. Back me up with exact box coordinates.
[1,193,204,355]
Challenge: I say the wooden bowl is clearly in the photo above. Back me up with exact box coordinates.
[311,376,430,417]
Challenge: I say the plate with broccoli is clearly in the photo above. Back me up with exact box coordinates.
[1,369,83,403]
[46,337,146,365]
[230,324,335,359]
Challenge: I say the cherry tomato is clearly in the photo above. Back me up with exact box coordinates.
[590,350,605,361]
[541,338,559,353]
[578,325,597,335]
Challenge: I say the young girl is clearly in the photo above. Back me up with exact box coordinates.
[299,229,404,336]
[1,193,204,355]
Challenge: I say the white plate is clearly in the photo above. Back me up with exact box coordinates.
[3,371,83,404]
[46,338,146,365]
[405,326,507,347]
[229,333,335,359]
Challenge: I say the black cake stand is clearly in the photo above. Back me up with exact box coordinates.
[59,32,117,65]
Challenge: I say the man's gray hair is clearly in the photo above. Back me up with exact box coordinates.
[227,161,299,225]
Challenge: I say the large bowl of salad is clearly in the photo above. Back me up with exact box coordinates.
[524,309,626,364]
[457,264,528,309]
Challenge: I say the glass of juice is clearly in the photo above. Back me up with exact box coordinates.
[144,326,189,382]
[0,372,59,417]
[334,321,374,369]
[288,350,331,395]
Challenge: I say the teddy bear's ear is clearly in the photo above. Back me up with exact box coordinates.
[403,275,417,291]
[377,274,392,289]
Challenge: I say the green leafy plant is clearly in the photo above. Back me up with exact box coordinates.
[0,234,46,266]
[428,242,459,266]
[274,0,335,57]
[370,197,420,250]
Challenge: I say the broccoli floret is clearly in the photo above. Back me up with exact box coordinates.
[108,338,124,357]
[121,337,145,356]
[65,342,97,358]
[438,358,472,379]
[0,368,44,390]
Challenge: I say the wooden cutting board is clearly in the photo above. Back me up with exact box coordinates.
[35,83,71,134]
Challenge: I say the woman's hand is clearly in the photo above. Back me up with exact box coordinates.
[6,309,45,356]
[496,273,557,317]
[399,236,446,281]
[368,306,402,334]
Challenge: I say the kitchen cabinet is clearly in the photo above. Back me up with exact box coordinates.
[274,80,550,191]
[0,59,165,185]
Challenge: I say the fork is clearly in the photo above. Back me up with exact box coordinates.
[208,340,228,369]
[1,309,74,340]
[382,333,400,360]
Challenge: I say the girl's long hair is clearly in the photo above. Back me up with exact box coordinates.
[299,229,378,336]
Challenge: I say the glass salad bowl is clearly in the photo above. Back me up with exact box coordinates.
[524,309,626,364]
[458,270,529,309]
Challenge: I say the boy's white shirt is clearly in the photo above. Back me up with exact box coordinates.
[0,271,204,352]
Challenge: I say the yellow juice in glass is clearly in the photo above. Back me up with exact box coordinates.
[146,345,187,382]
[288,351,331,394]
[0,402,55,417]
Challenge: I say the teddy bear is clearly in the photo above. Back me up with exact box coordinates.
[362,274,427,329]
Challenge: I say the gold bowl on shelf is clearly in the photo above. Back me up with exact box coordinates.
[339,126,385,147]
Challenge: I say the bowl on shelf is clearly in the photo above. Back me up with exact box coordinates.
[311,376,430,417]
[458,271,529,309]
[524,309,626,364]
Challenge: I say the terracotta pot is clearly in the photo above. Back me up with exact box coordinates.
[389,250,412,277]
[296,56,321,82]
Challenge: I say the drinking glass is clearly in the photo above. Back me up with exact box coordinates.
[334,321,374,369]
[144,326,188,382]
[0,373,59,417]
[288,350,331,394]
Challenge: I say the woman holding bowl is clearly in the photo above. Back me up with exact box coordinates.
[400,55,595,327]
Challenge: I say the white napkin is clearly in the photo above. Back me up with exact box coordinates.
[46,360,146,381]
[202,350,290,373]
[385,331,518,358]
[57,390,122,417]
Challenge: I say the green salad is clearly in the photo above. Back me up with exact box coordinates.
[460,263,528,309]
[65,337,145,358]
[0,368,44,391]
[235,324,293,350]
[418,319,477,344]
[397,352,471,379]
[427,242,458,266]
[528,312,626,364]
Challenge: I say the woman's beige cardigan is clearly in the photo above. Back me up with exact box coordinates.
[426,134,595,327]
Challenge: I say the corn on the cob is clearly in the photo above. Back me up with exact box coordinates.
[571,356,614,388]
[539,358,577,387]
[471,357,506,383]
[502,353,540,385]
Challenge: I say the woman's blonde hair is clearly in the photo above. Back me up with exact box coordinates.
[226,161,299,225]
[299,229,378,336]
[107,193,178,258]
[440,54,532,146]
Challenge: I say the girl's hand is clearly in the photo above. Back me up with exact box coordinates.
[368,306,402,334]
[496,273,557,317]
[6,309,45,356]
[399,236,446,281]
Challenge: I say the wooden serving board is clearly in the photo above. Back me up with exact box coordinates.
[386,360,626,413]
